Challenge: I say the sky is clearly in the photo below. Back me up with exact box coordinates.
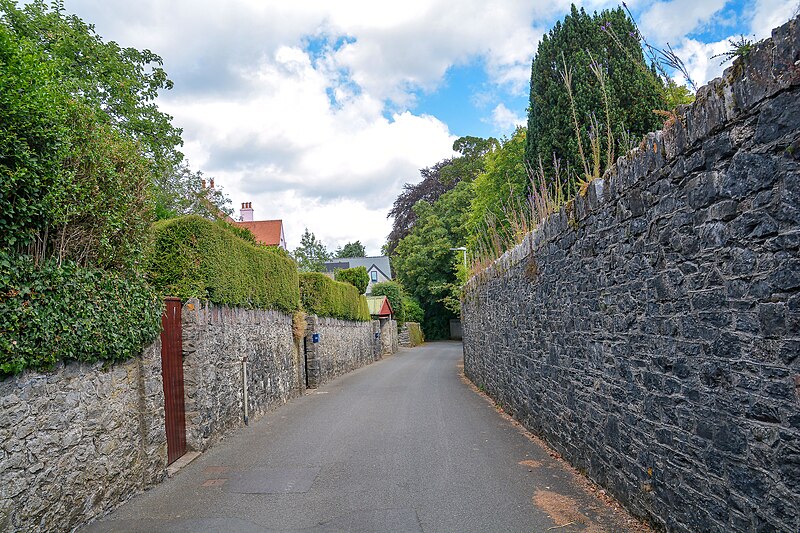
[55,0,799,255]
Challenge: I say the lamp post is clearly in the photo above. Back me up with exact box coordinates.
[449,246,467,270]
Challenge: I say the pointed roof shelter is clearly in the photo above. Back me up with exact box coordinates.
[366,295,393,319]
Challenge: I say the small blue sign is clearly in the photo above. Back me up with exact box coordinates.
[312,333,320,344]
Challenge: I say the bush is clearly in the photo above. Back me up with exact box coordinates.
[0,252,162,376]
[405,322,425,347]
[335,266,369,294]
[403,296,424,324]
[370,281,405,323]
[299,273,370,321]
[146,215,299,312]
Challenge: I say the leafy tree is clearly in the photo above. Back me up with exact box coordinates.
[292,229,331,272]
[153,165,232,220]
[370,281,405,324]
[335,241,366,258]
[335,266,369,294]
[385,136,496,255]
[468,127,529,247]
[392,180,473,339]
[402,296,424,324]
[525,4,665,184]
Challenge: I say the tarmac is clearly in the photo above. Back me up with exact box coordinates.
[81,341,649,533]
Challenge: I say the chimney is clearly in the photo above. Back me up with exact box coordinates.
[201,179,206,188]
[209,178,215,189]
[240,202,254,222]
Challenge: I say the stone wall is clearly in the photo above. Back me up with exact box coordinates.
[304,315,377,388]
[463,18,799,533]
[399,322,424,347]
[182,299,300,451]
[379,318,398,356]
[0,342,166,533]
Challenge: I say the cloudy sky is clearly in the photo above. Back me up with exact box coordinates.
[58,0,798,254]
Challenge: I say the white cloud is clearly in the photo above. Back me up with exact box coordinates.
[670,37,733,86]
[749,0,799,38]
[488,104,527,133]
[638,0,728,44]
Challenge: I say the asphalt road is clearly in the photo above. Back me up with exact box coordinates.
[82,342,645,533]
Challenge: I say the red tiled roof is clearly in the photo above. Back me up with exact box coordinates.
[236,220,283,247]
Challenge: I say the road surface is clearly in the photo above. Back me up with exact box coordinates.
[82,342,645,533]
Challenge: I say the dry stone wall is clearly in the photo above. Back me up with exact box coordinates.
[463,18,800,533]
[0,342,166,533]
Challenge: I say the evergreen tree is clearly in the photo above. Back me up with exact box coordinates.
[335,241,366,258]
[525,4,665,186]
[292,229,331,272]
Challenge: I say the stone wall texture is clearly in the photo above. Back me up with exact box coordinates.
[399,322,424,347]
[463,18,800,533]
[0,342,166,533]
[379,318,399,356]
[181,299,301,451]
[304,315,377,388]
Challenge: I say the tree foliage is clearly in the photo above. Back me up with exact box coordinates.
[468,127,529,247]
[335,241,366,258]
[385,136,496,255]
[525,4,665,183]
[292,228,332,272]
[335,266,369,294]
[370,281,405,324]
[392,181,472,339]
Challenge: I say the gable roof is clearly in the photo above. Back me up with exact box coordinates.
[324,256,392,279]
[366,295,393,317]
[236,220,284,247]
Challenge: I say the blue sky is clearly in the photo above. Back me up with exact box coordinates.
[57,0,799,253]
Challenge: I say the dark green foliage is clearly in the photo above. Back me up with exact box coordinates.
[293,228,331,272]
[299,273,370,321]
[0,22,69,249]
[403,296,424,324]
[0,252,161,376]
[335,266,369,294]
[335,241,366,258]
[386,136,496,255]
[370,281,405,324]
[525,5,665,183]
[147,215,300,312]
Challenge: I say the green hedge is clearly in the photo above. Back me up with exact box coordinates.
[299,273,371,321]
[0,253,161,376]
[334,266,369,294]
[147,215,299,312]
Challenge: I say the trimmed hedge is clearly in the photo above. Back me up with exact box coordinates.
[0,253,162,376]
[147,215,299,312]
[299,273,371,321]
[334,266,369,294]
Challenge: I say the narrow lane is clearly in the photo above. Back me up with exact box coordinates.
[83,342,644,533]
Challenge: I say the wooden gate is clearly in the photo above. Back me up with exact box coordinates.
[160,297,186,464]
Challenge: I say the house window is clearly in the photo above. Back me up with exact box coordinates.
[370,270,378,282]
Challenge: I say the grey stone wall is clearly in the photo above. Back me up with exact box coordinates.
[399,322,424,347]
[0,342,166,533]
[182,299,300,451]
[463,18,800,533]
[379,318,398,356]
[304,315,376,388]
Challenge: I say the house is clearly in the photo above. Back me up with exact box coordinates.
[324,256,392,294]
[234,202,287,250]
[366,295,393,319]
